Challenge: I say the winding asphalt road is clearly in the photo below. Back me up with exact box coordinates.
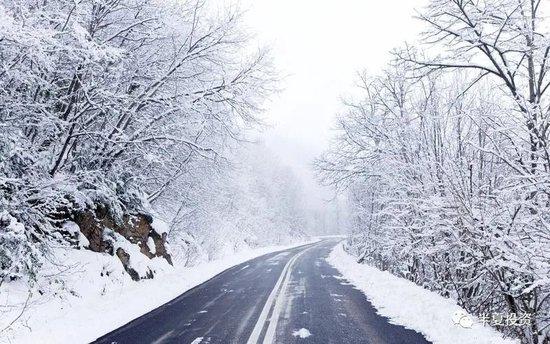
[93,240,430,344]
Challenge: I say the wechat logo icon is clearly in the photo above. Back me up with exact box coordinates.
[452,310,474,328]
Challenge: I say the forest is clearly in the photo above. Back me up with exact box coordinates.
[0,0,310,284]
[317,0,550,343]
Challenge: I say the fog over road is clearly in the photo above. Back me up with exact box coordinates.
[94,240,430,344]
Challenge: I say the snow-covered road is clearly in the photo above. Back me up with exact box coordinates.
[93,239,430,344]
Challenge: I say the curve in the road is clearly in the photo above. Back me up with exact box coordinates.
[93,240,431,344]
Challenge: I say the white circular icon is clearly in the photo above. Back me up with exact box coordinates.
[452,310,474,328]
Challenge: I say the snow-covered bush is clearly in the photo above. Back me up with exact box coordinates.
[0,212,41,284]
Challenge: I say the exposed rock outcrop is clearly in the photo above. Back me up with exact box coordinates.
[73,206,172,280]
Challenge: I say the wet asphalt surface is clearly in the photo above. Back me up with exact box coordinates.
[93,239,430,344]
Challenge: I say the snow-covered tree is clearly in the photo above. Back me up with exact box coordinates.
[0,0,280,283]
[157,143,309,263]
[318,9,550,338]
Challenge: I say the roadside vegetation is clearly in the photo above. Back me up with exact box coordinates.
[317,1,550,342]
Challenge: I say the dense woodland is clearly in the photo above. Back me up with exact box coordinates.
[0,0,310,284]
[317,0,550,343]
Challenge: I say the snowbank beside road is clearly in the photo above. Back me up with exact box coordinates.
[0,240,315,344]
[327,243,519,344]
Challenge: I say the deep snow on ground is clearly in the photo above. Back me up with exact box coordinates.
[0,240,315,344]
[327,243,519,344]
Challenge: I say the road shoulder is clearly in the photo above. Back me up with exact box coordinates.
[1,240,317,344]
[327,243,519,344]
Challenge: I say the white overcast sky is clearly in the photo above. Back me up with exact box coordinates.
[242,0,428,203]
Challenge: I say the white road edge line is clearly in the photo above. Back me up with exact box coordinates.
[246,243,318,344]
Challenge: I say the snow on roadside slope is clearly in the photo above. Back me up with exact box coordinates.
[0,240,315,344]
[327,243,519,344]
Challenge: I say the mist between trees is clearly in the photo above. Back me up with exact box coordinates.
[0,0,320,290]
[316,1,550,343]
